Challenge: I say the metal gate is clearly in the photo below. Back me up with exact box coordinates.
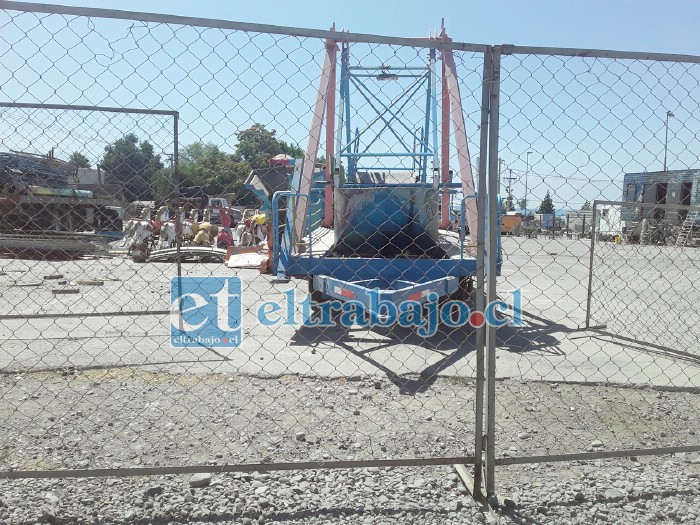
[0,0,494,487]
[0,1,699,510]
[487,46,700,497]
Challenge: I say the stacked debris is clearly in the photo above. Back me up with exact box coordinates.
[0,150,122,258]
[0,150,76,191]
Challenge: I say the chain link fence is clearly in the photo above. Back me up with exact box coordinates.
[587,200,700,356]
[0,0,699,506]
[492,49,700,492]
[0,3,491,481]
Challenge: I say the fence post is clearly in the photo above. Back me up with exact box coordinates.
[173,112,182,281]
[484,44,501,498]
[471,46,492,501]
[585,200,598,329]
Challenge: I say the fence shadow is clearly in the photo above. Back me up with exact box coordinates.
[587,330,700,368]
[496,309,570,356]
[289,307,569,395]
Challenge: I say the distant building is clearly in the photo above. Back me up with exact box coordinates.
[622,169,700,224]
[70,165,123,201]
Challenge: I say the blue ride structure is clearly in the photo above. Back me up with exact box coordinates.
[271,28,501,317]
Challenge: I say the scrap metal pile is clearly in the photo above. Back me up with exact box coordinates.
[0,150,122,257]
[120,203,268,265]
[0,150,77,190]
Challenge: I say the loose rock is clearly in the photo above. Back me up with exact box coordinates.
[189,473,212,488]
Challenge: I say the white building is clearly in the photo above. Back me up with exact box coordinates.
[595,204,622,240]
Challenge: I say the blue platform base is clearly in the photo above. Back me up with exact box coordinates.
[286,256,482,282]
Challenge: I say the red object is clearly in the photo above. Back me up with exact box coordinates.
[469,311,485,327]
[217,229,233,248]
[322,36,337,228]
[218,206,232,228]
[440,31,451,230]
[268,154,293,167]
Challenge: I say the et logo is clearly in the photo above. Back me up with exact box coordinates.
[170,277,241,349]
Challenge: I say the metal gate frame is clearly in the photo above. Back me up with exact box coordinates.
[479,42,700,491]
[584,199,700,356]
[0,101,181,319]
[0,0,492,487]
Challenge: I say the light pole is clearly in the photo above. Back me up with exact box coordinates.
[498,157,504,190]
[663,110,674,172]
[523,151,532,214]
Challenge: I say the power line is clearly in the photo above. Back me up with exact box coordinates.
[504,167,622,184]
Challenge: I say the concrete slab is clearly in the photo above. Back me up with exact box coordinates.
[0,236,698,390]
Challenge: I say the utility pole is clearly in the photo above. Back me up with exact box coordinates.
[505,169,516,211]
[663,110,674,172]
[498,158,505,190]
[524,151,532,214]
[164,153,174,170]
[163,153,175,202]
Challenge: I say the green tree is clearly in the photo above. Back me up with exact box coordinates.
[152,168,174,201]
[234,124,284,170]
[101,134,163,201]
[517,197,527,211]
[172,125,309,205]
[580,200,592,211]
[537,191,556,215]
[278,140,305,159]
[177,125,308,205]
[69,151,90,169]
[179,142,249,196]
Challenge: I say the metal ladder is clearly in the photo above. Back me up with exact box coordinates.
[676,211,699,247]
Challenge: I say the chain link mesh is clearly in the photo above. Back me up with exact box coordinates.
[588,201,700,355]
[495,52,700,479]
[0,5,698,506]
[0,8,488,476]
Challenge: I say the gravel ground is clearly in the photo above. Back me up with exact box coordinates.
[1,370,699,524]
[1,456,699,524]
[1,243,699,524]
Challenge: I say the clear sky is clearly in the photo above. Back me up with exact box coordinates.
[2,0,699,210]
[22,0,698,56]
